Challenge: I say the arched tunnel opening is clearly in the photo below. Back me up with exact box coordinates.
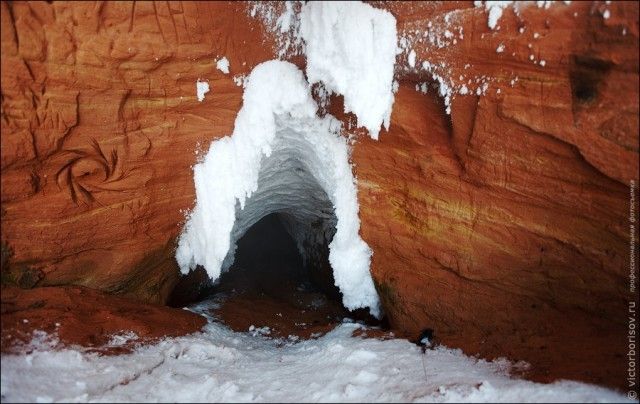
[169,210,383,339]
[219,212,341,304]
[169,64,384,338]
[209,212,355,339]
[168,128,385,338]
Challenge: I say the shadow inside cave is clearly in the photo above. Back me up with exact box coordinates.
[169,213,383,339]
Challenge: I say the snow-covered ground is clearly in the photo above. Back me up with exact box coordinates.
[1,299,630,403]
[1,2,631,402]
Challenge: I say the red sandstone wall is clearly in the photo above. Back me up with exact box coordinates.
[1,0,638,388]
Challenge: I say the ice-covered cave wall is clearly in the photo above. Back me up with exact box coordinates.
[220,125,338,276]
[176,2,399,317]
[176,61,380,316]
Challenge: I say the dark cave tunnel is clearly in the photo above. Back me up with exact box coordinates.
[168,212,381,337]
[214,212,341,301]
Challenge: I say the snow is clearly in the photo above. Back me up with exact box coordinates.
[475,1,513,29]
[475,1,571,30]
[397,14,505,114]
[275,1,294,33]
[1,301,632,403]
[299,1,398,140]
[246,1,398,139]
[247,1,305,58]
[216,57,230,74]
[408,49,417,68]
[232,75,246,87]
[107,332,139,347]
[180,0,406,318]
[176,61,380,316]
[196,80,209,102]
[536,1,552,9]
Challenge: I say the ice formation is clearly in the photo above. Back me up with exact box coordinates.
[216,57,230,74]
[176,61,380,316]
[247,1,305,59]
[474,1,572,30]
[299,1,398,140]
[477,1,514,29]
[247,2,398,139]
[196,80,209,102]
[177,1,403,316]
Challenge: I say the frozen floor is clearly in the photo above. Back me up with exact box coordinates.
[0,299,630,403]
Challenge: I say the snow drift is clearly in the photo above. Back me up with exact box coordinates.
[1,312,630,403]
[176,61,380,316]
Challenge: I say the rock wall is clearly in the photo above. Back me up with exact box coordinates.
[1,1,262,302]
[1,285,206,353]
[352,1,639,388]
[1,0,638,388]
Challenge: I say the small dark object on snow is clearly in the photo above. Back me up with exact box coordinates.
[416,328,435,353]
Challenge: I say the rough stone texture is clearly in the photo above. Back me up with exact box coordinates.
[1,0,638,390]
[1,1,262,302]
[1,285,206,354]
[350,1,639,389]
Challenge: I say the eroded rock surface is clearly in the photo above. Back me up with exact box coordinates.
[1,0,638,390]
[1,285,206,354]
[351,2,638,389]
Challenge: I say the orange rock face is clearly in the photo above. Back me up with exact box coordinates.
[1,0,638,390]
[1,1,261,302]
[351,1,638,389]
[1,285,206,354]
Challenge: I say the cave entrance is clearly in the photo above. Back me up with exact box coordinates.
[169,205,382,339]
[218,212,338,301]
[173,64,383,331]
[208,212,354,339]
[169,129,385,337]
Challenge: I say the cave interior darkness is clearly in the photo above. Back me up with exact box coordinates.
[168,118,387,337]
[169,212,383,338]
[216,212,341,304]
